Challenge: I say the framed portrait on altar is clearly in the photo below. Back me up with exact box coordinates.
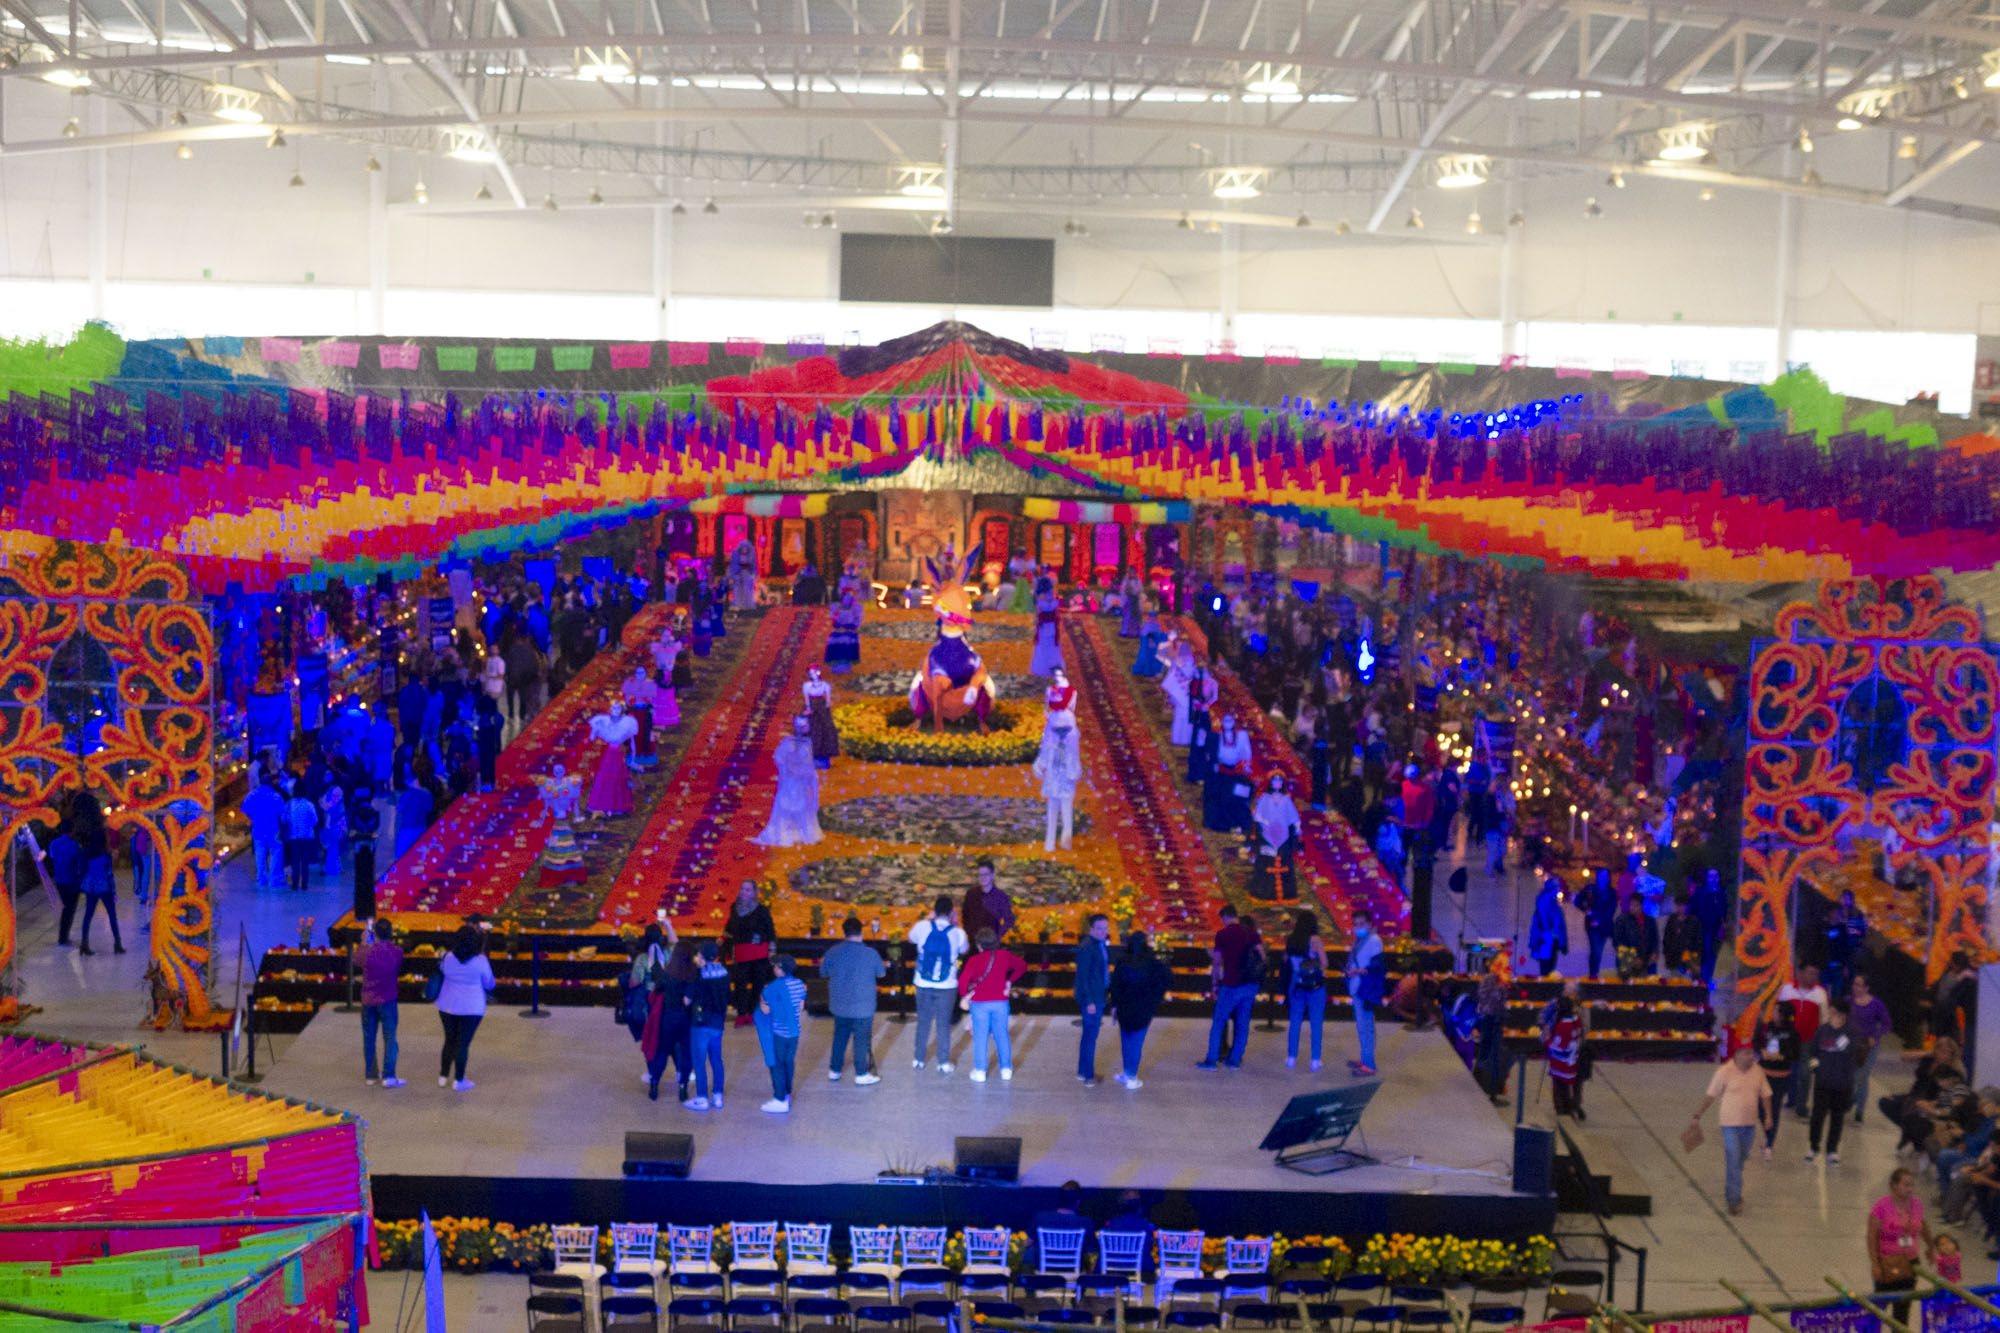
[1038,522,1069,570]
[778,519,809,571]
[982,517,1013,567]
[721,514,752,561]
[1093,522,1123,573]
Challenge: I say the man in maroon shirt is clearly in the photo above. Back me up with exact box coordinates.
[962,859,1017,944]
[357,919,406,1088]
[1198,904,1263,1069]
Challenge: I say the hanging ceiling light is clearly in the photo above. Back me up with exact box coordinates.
[1899,134,1920,159]
[1434,154,1488,189]
[364,155,381,172]
[931,215,954,235]
[1507,210,1525,227]
[821,212,835,228]
[1796,126,1814,153]
[413,178,428,204]
[170,109,188,127]
[175,143,193,159]
[1836,114,1865,130]
[1204,219,1221,234]
[900,49,922,71]
[475,181,492,200]
[267,129,286,148]
[1210,167,1263,200]
[1698,187,1715,202]
[671,200,687,215]
[1584,196,1603,218]
[1802,165,1822,186]
[1404,208,1423,229]
[212,86,263,123]
[1465,210,1483,234]
[1176,213,1193,229]
[288,169,304,187]
[1606,170,1625,188]
[543,192,558,211]
[1334,219,1351,235]
[60,118,79,138]
[588,184,604,205]
[1652,123,1709,161]
[701,197,719,214]
[1294,212,1310,228]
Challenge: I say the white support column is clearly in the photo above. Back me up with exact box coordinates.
[1498,112,1523,363]
[652,204,673,340]
[1773,180,1799,376]
[85,96,108,322]
[367,69,388,334]
[1219,222,1240,347]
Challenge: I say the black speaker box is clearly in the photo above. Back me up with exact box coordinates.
[1512,1126,1554,1194]
[624,1131,695,1180]
[954,1135,1022,1183]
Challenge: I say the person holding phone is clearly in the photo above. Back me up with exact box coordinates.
[435,924,495,1091]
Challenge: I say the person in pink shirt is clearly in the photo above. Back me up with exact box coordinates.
[1867,1167,1934,1321]
[957,929,1029,1083]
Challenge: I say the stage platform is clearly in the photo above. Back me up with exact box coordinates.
[261,1008,1553,1240]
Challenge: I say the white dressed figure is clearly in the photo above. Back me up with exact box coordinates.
[751,715,824,847]
[729,537,760,610]
[1162,641,1197,746]
[1032,677,1084,852]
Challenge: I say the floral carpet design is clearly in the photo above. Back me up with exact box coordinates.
[819,794,1091,845]
[861,619,1030,643]
[787,852,1105,908]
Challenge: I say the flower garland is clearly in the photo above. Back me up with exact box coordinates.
[833,697,1043,766]
[370,1218,1554,1282]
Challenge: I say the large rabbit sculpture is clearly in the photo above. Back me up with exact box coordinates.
[907,543,995,733]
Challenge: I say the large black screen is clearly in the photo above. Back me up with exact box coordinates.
[839,234,1054,307]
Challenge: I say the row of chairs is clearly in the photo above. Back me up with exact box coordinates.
[551,1224,1279,1302]
[524,1291,1576,1333]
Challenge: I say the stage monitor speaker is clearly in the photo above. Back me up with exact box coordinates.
[954,1136,1021,1183]
[624,1131,695,1180]
[1512,1126,1554,1194]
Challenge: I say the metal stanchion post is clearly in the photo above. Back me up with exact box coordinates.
[520,931,551,1018]
[332,940,359,1014]
[239,1007,265,1085]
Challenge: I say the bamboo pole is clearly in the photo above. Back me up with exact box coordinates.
[1918,1269,2000,1319]
[1823,1278,1914,1333]
[1718,1279,1791,1333]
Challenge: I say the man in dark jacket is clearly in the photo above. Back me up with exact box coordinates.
[1074,913,1111,1086]
[1689,867,1730,987]
[1580,866,1618,978]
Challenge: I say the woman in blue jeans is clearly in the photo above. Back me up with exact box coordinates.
[1107,932,1170,1090]
[1284,911,1328,1070]
[956,930,1027,1082]
[686,941,731,1109]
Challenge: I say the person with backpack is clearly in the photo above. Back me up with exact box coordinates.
[1346,909,1386,1076]
[1074,913,1112,1085]
[625,921,676,1084]
[1198,903,1262,1070]
[1284,910,1329,1071]
[908,895,969,1073]
[686,940,731,1109]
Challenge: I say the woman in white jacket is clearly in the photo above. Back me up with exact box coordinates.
[436,924,496,1091]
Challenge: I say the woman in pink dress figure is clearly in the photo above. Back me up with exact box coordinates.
[587,700,639,818]
[623,667,660,770]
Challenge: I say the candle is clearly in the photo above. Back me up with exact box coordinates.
[1581,810,1590,853]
